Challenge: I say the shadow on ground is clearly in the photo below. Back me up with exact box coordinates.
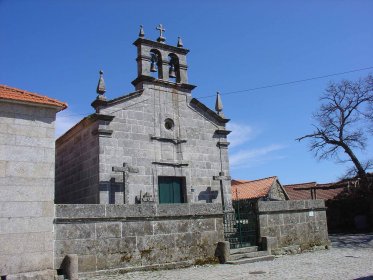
[330,233,373,249]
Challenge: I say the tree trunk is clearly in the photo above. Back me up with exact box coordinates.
[341,142,368,188]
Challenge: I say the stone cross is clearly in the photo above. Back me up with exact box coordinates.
[156,24,166,42]
[213,171,231,211]
[112,163,139,204]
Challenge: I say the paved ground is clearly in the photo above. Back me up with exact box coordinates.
[84,233,373,280]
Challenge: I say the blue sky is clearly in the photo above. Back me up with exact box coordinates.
[1,0,373,184]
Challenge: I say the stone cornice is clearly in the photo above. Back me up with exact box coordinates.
[150,135,187,144]
[133,38,190,55]
[217,141,230,148]
[91,128,113,137]
[105,90,144,107]
[190,98,230,124]
[94,114,115,121]
[56,113,114,145]
[152,160,189,167]
[131,75,196,91]
[215,129,231,136]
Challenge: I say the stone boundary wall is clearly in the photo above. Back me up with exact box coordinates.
[257,200,329,253]
[54,203,224,276]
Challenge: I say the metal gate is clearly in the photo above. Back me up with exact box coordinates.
[224,200,258,249]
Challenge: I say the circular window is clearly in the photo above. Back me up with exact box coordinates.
[164,118,174,130]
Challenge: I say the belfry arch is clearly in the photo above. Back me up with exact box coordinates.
[168,53,180,82]
[132,25,191,89]
[150,49,163,79]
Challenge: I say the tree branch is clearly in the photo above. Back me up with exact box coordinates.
[296,75,373,181]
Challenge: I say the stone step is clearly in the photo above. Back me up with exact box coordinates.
[230,246,258,255]
[229,250,269,261]
[226,255,275,265]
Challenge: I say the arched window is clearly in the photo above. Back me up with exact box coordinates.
[150,49,163,79]
[168,53,180,83]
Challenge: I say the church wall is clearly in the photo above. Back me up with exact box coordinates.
[182,103,231,207]
[0,102,57,279]
[98,91,155,204]
[55,121,100,204]
[98,83,231,206]
[54,203,224,276]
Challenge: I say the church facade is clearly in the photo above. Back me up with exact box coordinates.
[55,25,232,209]
[52,26,233,275]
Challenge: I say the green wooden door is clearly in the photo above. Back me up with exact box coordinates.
[158,177,184,203]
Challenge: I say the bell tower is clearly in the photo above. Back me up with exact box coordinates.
[131,24,196,92]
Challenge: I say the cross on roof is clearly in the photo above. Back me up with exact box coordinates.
[156,24,166,43]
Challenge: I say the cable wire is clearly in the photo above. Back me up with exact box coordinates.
[60,66,373,117]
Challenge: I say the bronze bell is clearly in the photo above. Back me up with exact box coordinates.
[150,61,157,72]
[169,65,176,78]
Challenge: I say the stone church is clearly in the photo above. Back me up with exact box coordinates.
[1,26,330,278]
[55,25,232,209]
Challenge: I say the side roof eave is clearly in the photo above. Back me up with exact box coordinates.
[189,98,230,125]
[0,98,67,112]
[101,89,144,110]
[56,113,114,145]
[0,84,67,111]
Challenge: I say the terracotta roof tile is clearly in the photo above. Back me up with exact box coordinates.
[283,182,316,200]
[313,183,345,200]
[0,84,67,111]
[284,182,346,201]
[231,176,277,201]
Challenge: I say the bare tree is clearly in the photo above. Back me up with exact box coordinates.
[297,74,373,188]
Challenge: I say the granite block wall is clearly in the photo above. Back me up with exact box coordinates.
[0,102,57,279]
[257,200,329,252]
[97,84,232,207]
[55,84,232,207]
[268,180,287,201]
[55,119,99,204]
[54,203,224,276]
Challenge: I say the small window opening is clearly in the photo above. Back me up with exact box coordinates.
[164,118,174,130]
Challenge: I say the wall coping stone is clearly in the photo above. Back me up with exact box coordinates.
[257,207,327,215]
[54,203,223,223]
[257,199,326,214]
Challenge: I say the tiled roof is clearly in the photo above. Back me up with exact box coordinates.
[313,183,346,200]
[284,181,346,201]
[0,84,67,111]
[231,176,277,201]
[283,182,316,200]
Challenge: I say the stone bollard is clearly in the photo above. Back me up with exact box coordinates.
[61,254,78,280]
[215,241,230,263]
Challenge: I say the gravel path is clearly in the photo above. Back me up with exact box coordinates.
[83,233,373,280]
